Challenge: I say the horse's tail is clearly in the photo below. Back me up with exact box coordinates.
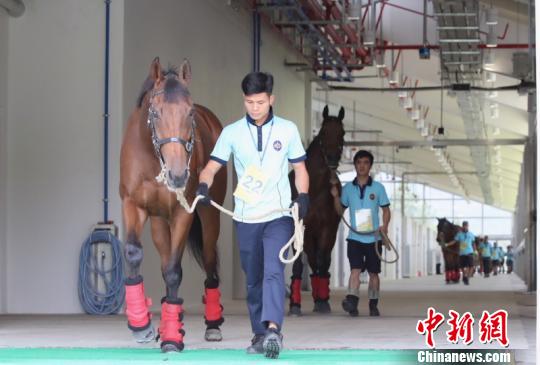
[187,211,205,269]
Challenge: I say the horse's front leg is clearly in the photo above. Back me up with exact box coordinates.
[312,228,335,314]
[158,210,192,353]
[121,198,155,343]
[196,206,224,342]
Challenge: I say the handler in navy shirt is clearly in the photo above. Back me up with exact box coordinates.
[196,72,309,359]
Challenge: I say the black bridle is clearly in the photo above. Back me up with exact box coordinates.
[147,88,196,174]
[318,130,344,171]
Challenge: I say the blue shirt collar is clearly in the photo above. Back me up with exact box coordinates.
[353,176,373,187]
[246,107,274,127]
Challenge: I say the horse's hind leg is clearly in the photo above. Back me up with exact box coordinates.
[121,198,155,343]
[197,207,224,342]
[288,253,303,316]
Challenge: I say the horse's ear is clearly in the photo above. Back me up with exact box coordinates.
[338,106,345,121]
[149,57,162,81]
[323,105,329,119]
[179,59,192,86]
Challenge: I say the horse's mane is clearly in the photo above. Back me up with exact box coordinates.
[306,135,321,156]
[136,66,190,108]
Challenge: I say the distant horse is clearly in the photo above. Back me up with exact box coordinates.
[289,105,345,315]
[119,58,227,352]
[436,218,460,284]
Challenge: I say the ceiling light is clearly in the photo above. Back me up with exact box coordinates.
[486,26,497,48]
[389,70,400,85]
[483,50,496,66]
[348,0,362,20]
[364,29,375,46]
[375,52,386,68]
[408,106,420,120]
[485,7,498,25]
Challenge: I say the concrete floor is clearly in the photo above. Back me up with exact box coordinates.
[0,273,535,363]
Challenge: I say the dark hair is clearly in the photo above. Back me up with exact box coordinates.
[353,150,374,166]
[462,221,469,226]
[241,72,273,95]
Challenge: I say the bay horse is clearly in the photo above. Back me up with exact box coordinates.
[436,218,461,284]
[288,105,345,315]
[119,58,227,352]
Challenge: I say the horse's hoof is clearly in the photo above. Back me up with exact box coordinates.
[204,328,222,342]
[161,341,184,353]
[288,305,302,316]
[313,300,331,313]
[131,324,156,343]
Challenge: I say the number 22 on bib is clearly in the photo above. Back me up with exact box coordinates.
[234,165,269,205]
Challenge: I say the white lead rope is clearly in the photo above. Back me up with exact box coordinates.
[177,194,305,264]
[157,168,304,263]
[340,217,399,264]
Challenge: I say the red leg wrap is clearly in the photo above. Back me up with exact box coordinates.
[159,299,184,345]
[125,280,152,330]
[318,276,330,301]
[310,275,320,301]
[203,288,223,322]
[290,278,302,305]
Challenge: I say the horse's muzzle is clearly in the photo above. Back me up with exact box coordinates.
[169,170,189,189]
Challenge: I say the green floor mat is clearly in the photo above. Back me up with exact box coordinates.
[0,348,419,365]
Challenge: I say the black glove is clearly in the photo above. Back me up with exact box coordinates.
[196,183,211,206]
[291,193,310,220]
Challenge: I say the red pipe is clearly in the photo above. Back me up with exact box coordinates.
[392,49,402,71]
[320,0,370,61]
[301,0,353,61]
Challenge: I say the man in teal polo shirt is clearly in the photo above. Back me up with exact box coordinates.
[333,150,390,317]
[454,221,476,285]
[196,72,309,359]
[477,235,493,277]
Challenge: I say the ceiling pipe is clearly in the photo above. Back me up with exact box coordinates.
[370,43,534,50]
[0,0,24,17]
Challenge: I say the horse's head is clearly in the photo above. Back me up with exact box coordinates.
[436,217,453,244]
[319,105,345,170]
[146,58,195,189]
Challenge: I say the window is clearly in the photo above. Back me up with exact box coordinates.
[454,199,483,218]
[483,205,512,218]
[483,218,513,236]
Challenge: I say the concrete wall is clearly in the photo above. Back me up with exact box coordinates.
[123,0,306,308]
[5,0,125,313]
[0,8,9,314]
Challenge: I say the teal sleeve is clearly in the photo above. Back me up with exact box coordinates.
[379,185,390,207]
[340,184,349,207]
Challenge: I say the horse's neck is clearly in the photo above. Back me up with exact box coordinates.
[306,138,331,191]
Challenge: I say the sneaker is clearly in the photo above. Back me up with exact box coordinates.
[369,298,380,317]
[246,334,265,354]
[262,328,283,359]
[342,295,359,317]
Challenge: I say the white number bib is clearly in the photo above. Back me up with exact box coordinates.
[355,209,374,232]
[234,165,269,205]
